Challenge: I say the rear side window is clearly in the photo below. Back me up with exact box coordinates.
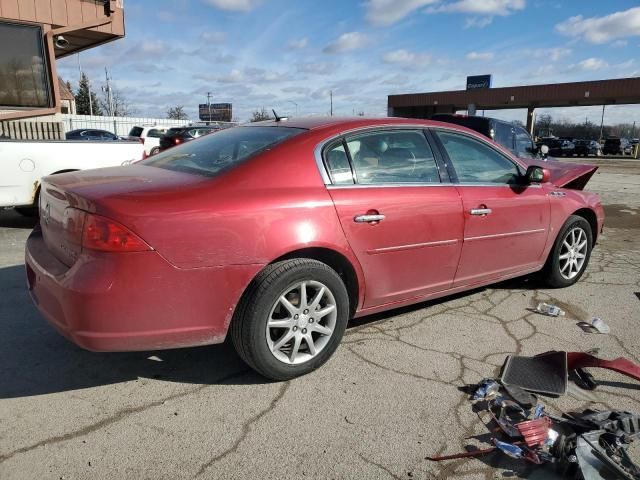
[515,127,535,158]
[337,130,440,184]
[493,122,514,153]
[324,142,354,185]
[147,129,165,138]
[128,127,143,137]
[142,126,304,177]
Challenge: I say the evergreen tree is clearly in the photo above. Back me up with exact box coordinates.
[74,73,103,116]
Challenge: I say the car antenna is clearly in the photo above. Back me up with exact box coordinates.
[272,109,288,122]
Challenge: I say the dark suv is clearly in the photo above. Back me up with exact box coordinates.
[159,126,218,152]
[431,114,538,159]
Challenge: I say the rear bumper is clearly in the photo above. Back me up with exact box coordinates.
[25,228,263,351]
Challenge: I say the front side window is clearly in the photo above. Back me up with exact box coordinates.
[0,22,51,108]
[436,131,522,184]
[142,126,303,177]
[340,130,440,184]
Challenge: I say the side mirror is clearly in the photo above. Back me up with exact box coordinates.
[526,165,550,184]
[540,144,549,157]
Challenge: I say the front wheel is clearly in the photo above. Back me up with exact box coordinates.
[230,259,350,380]
[541,215,593,288]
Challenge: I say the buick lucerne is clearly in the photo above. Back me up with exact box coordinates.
[25,117,604,380]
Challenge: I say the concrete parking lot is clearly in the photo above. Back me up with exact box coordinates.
[1,159,639,480]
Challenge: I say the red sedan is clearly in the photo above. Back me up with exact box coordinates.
[25,117,604,380]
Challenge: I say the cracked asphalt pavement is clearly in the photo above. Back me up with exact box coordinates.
[1,159,639,479]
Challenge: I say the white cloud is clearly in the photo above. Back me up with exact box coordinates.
[382,49,431,67]
[323,32,371,54]
[296,62,334,75]
[570,57,608,72]
[465,51,494,61]
[526,47,571,62]
[203,0,262,12]
[364,0,438,26]
[428,0,525,16]
[464,16,493,28]
[201,31,226,43]
[287,38,308,50]
[556,7,640,44]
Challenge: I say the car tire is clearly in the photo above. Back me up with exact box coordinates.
[150,147,160,156]
[541,215,593,288]
[230,259,350,381]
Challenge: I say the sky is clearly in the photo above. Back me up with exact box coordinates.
[57,0,640,125]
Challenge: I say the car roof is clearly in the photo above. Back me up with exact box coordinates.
[244,116,470,132]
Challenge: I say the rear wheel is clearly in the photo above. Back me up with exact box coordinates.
[541,215,592,288]
[150,147,160,156]
[230,259,349,380]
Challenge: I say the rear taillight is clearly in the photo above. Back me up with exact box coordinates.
[140,137,145,144]
[82,214,151,252]
[174,138,181,145]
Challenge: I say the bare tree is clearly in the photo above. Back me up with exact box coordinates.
[167,106,188,120]
[250,108,272,122]
[100,83,134,117]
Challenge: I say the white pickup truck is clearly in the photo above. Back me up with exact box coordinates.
[0,139,144,215]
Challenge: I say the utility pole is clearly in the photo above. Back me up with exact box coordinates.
[599,104,606,144]
[330,90,333,117]
[206,92,212,124]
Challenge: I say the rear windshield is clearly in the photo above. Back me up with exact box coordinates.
[141,126,304,177]
[128,126,143,137]
[147,129,165,138]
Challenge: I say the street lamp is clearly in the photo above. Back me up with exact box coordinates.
[287,100,298,117]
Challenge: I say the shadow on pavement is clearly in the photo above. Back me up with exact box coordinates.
[0,264,262,399]
[0,209,38,229]
[0,260,540,399]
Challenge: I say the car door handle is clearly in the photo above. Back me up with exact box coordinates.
[354,214,386,223]
[469,208,492,216]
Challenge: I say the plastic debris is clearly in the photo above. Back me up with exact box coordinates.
[534,405,545,419]
[472,378,500,401]
[591,317,610,334]
[493,439,524,459]
[516,417,552,447]
[534,302,565,317]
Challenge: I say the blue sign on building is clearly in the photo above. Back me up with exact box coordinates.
[466,75,492,90]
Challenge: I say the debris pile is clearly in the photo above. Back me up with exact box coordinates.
[428,351,640,479]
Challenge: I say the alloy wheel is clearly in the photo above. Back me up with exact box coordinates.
[558,227,588,280]
[266,281,337,365]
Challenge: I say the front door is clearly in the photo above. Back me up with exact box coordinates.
[323,129,464,308]
[432,129,550,287]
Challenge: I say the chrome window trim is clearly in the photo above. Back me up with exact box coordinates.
[314,123,528,186]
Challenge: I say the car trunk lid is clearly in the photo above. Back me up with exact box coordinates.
[38,165,209,267]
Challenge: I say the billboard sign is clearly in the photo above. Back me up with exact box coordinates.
[466,75,492,90]
[199,103,232,122]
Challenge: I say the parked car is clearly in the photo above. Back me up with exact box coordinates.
[66,129,119,141]
[25,117,603,380]
[573,140,601,157]
[158,126,218,152]
[603,137,631,156]
[127,125,183,156]
[431,114,539,159]
[537,137,575,157]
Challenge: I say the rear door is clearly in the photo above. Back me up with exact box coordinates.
[432,129,550,287]
[324,128,464,308]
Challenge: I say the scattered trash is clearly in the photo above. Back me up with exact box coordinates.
[472,378,500,401]
[501,351,568,396]
[428,351,640,479]
[591,317,610,334]
[534,302,565,317]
